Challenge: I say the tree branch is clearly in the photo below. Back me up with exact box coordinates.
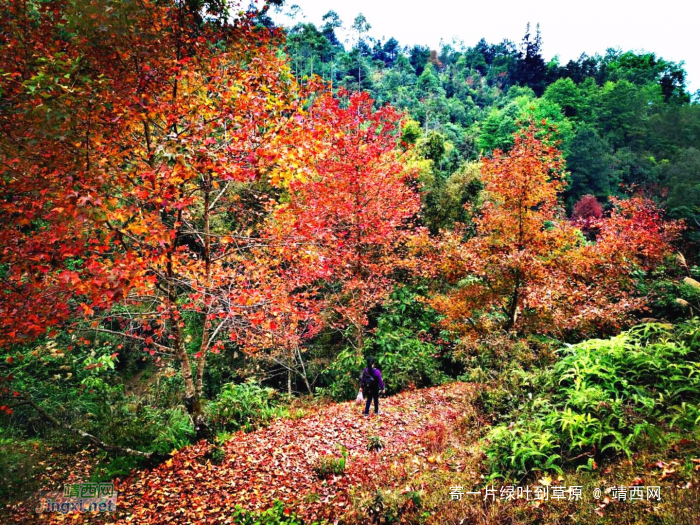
[20,395,153,458]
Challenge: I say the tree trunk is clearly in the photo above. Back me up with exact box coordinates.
[190,174,213,439]
[505,273,521,332]
[295,344,313,395]
[356,323,364,355]
[195,317,210,399]
[173,313,209,439]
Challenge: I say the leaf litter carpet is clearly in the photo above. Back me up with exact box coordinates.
[30,382,476,524]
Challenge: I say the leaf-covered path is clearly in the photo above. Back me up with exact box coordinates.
[28,382,476,524]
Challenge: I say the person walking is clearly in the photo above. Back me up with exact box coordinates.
[361,357,385,416]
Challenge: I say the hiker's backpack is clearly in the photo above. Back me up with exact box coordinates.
[362,369,376,394]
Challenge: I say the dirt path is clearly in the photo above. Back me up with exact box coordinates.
[18,382,476,524]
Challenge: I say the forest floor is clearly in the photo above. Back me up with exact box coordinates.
[7,380,700,524]
[6,382,481,524]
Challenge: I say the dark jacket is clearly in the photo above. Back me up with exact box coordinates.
[361,367,385,391]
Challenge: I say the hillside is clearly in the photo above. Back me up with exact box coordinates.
[2,1,700,524]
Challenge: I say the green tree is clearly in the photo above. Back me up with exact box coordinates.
[479,94,572,154]
[418,131,447,164]
[287,23,333,80]
[321,10,343,47]
[596,80,661,150]
[664,148,700,240]
[516,23,548,95]
[565,126,617,205]
[543,78,584,119]
[351,13,371,91]
[401,119,422,149]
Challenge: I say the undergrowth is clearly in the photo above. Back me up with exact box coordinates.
[483,321,700,480]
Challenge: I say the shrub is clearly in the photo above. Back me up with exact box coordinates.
[0,433,44,503]
[0,331,198,461]
[646,263,700,321]
[203,443,226,465]
[364,488,424,524]
[320,349,365,401]
[485,416,562,480]
[232,500,304,525]
[89,404,195,458]
[484,321,700,480]
[206,379,287,433]
[369,329,447,394]
[313,446,348,478]
[289,408,307,421]
[151,407,197,453]
[367,435,385,452]
[321,286,450,401]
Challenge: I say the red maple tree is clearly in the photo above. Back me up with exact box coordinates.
[572,194,604,237]
[572,194,604,222]
[0,0,312,431]
[265,91,421,352]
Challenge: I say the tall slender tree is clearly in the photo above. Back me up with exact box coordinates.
[351,13,371,92]
[266,91,421,353]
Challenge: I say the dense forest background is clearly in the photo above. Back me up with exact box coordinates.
[283,10,700,238]
[2,1,700,523]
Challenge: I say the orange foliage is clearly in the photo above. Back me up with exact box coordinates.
[0,0,312,424]
[427,126,680,346]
